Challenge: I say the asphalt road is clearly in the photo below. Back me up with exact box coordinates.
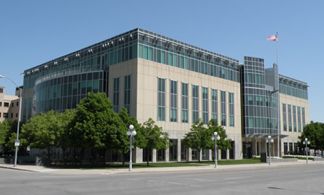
[1,164,324,195]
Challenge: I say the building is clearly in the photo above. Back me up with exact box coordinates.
[0,87,20,122]
[22,28,309,162]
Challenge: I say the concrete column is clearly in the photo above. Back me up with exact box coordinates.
[152,149,157,163]
[165,148,170,162]
[177,139,181,162]
[187,148,192,161]
[218,149,221,160]
[209,149,212,161]
[135,147,143,163]
[226,149,230,160]
[199,149,202,161]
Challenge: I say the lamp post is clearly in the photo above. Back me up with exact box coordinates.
[303,138,310,165]
[211,131,220,168]
[0,75,22,167]
[127,124,136,171]
[266,135,274,166]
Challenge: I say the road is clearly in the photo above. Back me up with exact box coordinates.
[1,164,324,195]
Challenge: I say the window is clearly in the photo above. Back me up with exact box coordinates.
[181,83,189,123]
[229,92,234,127]
[221,91,226,126]
[293,106,297,132]
[302,107,305,130]
[4,102,9,107]
[192,85,199,123]
[211,89,218,123]
[3,113,8,118]
[297,106,301,132]
[113,78,120,112]
[170,80,178,122]
[282,104,287,131]
[124,75,131,113]
[202,87,209,124]
[288,105,292,132]
[158,78,166,121]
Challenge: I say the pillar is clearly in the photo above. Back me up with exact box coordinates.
[135,147,143,163]
[187,148,192,161]
[177,139,181,162]
[165,147,170,162]
[152,149,157,163]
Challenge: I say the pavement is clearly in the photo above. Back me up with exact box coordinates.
[1,159,323,175]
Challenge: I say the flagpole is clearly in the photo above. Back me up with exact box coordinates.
[275,32,280,158]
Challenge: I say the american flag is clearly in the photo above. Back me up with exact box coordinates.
[267,32,279,41]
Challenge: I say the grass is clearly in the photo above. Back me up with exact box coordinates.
[46,158,262,169]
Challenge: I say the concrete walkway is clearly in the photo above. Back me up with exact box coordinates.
[1,160,323,175]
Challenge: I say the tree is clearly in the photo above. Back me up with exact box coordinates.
[298,121,324,153]
[118,107,140,164]
[136,118,169,166]
[183,119,230,162]
[65,92,126,163]
[20,110,70,162]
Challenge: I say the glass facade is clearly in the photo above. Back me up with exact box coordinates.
[297,106,301,132]
[124,75,131,112]
[192,85,199,123]
[211,89,218,123]
[293,106,297,132]
[282,103,287,131]
[202,87,209,124]
[181,83,189,123]
[243,56,278,136]
[221,91,226,126]
[279,75,308,100]
[170,80,178,122]
[113,77,120,112]
[157,78,166,121]
[288,104,292,132]
[229,92,234,127]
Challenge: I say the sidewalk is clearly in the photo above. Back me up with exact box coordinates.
[1,160,323,175]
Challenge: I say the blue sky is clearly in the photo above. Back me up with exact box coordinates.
[0,0,323,122]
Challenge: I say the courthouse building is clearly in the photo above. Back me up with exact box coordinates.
[22,28,309,162]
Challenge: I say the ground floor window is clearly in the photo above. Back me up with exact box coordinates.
[169,139,178,161]
[202,149,209,160]
[181,140,187,161]
[157,149,165,161]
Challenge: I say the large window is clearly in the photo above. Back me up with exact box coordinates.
[293,106,297,132]
[211,89,218,123]
[192,85,199,123]
[302,107,306,130]
[297,106,301,132]
[124,75,131,113]
[288,104,292,132]
[221,91,226,126]
[229,92,234,127]
[282,103,287,131]
[181,83,189,123]
[202,87,209,124]
[158,78,166,121]
[113,78,120,112]
[170,80,178,122]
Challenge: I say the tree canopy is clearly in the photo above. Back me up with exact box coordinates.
[298,121,324,150]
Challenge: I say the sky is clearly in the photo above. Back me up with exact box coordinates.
[0,0,323,122]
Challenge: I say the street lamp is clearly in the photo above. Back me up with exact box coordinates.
[266,135,274,166]
[303,138,310,165]
[127,124,136,171]
[211,131,220,168]
[0,75,22,167]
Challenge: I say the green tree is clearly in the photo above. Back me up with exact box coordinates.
[20,110,70,162]
[118,107,140,164]
[65,92,126,163]
[136,118,169,166]
[183,119,230,162]
[298,121,324,153]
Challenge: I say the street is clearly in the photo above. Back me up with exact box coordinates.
[0,164,324,195]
